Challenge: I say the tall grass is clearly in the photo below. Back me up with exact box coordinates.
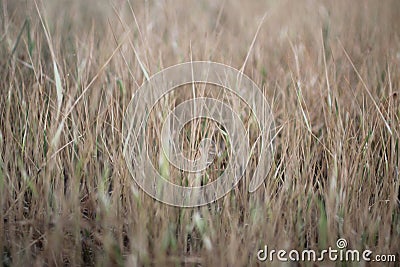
[0,0,399,266]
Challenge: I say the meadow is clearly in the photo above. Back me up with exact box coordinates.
[0,0,399,266]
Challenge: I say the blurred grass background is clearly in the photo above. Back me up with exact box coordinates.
[0,0,399,266]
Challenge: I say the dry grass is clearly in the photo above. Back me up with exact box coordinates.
[1,0,399,266]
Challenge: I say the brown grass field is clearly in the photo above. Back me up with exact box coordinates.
[1,0,399,266]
